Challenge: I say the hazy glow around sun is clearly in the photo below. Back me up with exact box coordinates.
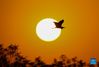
[36,18,61,42]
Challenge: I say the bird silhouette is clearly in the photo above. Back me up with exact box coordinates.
[54,19,64,29]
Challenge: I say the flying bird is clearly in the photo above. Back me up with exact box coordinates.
[54,19,64,29]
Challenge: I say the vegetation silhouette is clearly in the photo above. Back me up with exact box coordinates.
[0,44,98,67]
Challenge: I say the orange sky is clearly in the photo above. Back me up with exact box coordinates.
[0,0,99,64]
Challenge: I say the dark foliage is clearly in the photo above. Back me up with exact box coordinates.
[0,44,98,67]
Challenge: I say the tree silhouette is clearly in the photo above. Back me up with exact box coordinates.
[0,44,98,67]
[72,57,77,67]
[67,59,71,67]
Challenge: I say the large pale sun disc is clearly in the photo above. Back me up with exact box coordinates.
[36,18,61,42]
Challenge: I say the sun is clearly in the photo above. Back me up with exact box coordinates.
[36,18,61,42]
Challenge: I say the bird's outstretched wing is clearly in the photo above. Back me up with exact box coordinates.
[54,22,58,26]
[54,22,57,24]
[59,20,64,25]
